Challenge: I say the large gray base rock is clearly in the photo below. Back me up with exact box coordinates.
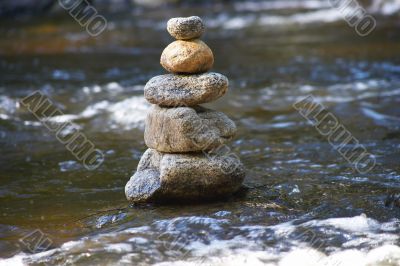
[125,149,245,203]
[145,105,236,153]
[144,72,228,107]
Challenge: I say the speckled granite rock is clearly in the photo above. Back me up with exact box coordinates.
[167,16,205,40]
[125,148,245,202]
[160,40,214,74]
[145,105,236,153]
[144,72,228,106]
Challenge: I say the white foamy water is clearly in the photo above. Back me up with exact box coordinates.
[81,82,144,96]
[49,96,150,131]
[234,0,330,11]
[107,96,150,130]
[369,0,400,15]
[259,8,345,26]
[2,214,399,265]
[253,79,400,109]
[207,0,400,30]
[234,0,400,16]
[1,83,148,131]
[154,245,400,266]
[0,95,19,121]
[207,8,351,29]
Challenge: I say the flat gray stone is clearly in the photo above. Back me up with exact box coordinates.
[167,16,205,40]
[145,105,236,153]
[125,148,245,203]
[144,72,228,107]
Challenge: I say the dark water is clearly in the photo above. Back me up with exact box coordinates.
[1,1,400,265]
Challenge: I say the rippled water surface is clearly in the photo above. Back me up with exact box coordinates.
[1,1,400,265]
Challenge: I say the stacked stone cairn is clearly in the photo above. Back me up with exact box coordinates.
[125,16,245,203]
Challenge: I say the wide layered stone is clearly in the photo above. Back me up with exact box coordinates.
[144,72,228,106]
[167,16,205,40]
[145,105,236,153]
[125,148,245,202]
[160,40,213,74]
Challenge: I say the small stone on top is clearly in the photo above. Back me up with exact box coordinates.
[167,16,205,40]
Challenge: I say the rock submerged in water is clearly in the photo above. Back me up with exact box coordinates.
[125,149,245,202]
[167,16,205,40]
[160,40,214,74]
[144,72,228,107]
[145,105,236,153]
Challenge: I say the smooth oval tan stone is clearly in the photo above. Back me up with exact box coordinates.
[160,40,214,74]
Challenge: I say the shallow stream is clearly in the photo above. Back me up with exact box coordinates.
[1,1,400,265]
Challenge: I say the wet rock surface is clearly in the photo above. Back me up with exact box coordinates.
[125,149,245,202]
[144,105,236,153]
[144,72,228,106]
[167,16,205,40]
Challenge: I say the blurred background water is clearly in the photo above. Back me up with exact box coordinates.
[0,0,400,265]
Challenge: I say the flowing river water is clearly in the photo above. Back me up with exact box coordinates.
[0,1,400,265]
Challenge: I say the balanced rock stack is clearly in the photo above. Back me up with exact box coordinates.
[125,16,245,203]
